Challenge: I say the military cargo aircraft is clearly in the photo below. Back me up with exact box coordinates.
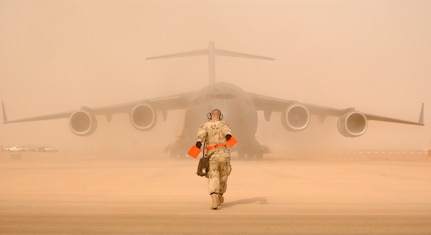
[2,42,425,158]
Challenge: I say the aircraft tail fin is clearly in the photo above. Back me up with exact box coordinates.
[2,101,8,123]
[146,42,274,84]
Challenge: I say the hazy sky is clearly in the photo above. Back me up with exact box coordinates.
[1,0,430,151]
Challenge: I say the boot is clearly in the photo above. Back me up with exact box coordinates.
[218,193,224,206]
[210,193,219,210]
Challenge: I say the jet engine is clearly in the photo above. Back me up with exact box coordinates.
[281,104,310,131]
[129,103,156,130]
[337,111,368,137]
[69,108,97,136]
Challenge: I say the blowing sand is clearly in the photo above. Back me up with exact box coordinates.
[1,151,431,234]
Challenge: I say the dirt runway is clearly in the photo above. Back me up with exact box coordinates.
[1,152,431,234]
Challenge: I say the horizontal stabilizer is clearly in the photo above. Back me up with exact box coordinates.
[216,49,274,60]
[146,41,275,84]
[147,48,275,61]
[147,50,207,60]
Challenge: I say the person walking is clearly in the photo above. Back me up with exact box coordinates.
[195,109,234,210]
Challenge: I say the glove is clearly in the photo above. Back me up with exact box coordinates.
[195,142,202,149]
[225,134,232,141]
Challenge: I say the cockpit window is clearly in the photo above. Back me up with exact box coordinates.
[213,93,235,99]
[193,86,239,105]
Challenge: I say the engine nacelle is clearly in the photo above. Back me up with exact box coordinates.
[69,109,97,136]
[337,111,368,137]
[130,103,156,131]
[281,104,310,132]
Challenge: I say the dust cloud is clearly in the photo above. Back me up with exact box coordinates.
[1,0,430,154]
[1,3,431,234]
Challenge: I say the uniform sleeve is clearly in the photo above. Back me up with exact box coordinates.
[196,123,208,143]
[221,121,232,137]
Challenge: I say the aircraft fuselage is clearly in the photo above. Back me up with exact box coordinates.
[170,82,264,158]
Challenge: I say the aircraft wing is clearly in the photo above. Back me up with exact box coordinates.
[248,92,424,137]
[85,91,195,115]
[2,91,196,125]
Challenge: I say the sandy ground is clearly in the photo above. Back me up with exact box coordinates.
[1,151,431,235]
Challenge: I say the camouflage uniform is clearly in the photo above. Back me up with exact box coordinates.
[196,119,232,209]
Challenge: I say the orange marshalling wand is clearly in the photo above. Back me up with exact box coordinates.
[187,145,201,158]
[226,136,238,148]
[187,136,238,158]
